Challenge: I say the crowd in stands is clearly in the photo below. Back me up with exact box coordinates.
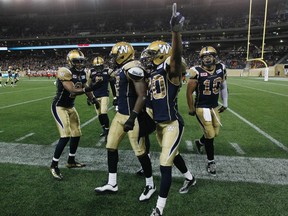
[0,1,287,45]
[0,0,287,73]
[0,44,287,76]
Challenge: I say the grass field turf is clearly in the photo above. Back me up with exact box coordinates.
[0,76,287,216]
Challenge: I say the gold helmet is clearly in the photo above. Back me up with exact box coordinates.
[199,46,217,67]
[199,46,217,58]
[67,49,85,72]
[8,66,13,70]
[109,42,134,68]
[140,40,172,69]
[92,56,104,72]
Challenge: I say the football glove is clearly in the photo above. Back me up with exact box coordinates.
[170,3,185,32]
[113,97,118,106]
[124,111,138,132]
[218,106,227,113]
[188,111,196,116]
[87,98,92,106]
[91,97,100,109]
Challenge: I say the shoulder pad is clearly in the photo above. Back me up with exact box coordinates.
[122,60,145,71]
[220,63,226,70]
[188,67,199,79]
[127,67,144,81]
[57,67,72,81]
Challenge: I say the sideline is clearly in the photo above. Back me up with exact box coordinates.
[0,142,287,185]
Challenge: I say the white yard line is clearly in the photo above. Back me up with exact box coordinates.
[15,133,35,142]
[230,142,246,155]
[185,140,193,151]
[227,107,288,152]
[96,137,106,147]
[0,96,54,109]
[229,83,288,97]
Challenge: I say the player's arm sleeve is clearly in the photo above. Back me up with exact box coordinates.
[220,65,228,107]
[109,78,117,97]
[86,69,92,86]
[58,67,85,94]
[186,68,198,113]
[220,80,228,107]
[126,67,146,113]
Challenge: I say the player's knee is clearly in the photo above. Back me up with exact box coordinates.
[205,131,215,139]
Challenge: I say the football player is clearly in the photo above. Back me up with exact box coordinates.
[50,49,99,180]
[141,4,196,216]
[87,56,116,142]
[5,66,14,87]
[94,42,156,202]
[0,67,2,87]
[186,46,228,176]
[14,69,20,86]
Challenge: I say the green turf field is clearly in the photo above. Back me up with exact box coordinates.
[0,76,287,216]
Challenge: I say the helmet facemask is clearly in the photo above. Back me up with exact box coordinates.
[70,58,85,72]
[201,54,216,67]
[108,53,118,70]
[140,49,158,70]
[95,65,104,72]
[67,50,86,72]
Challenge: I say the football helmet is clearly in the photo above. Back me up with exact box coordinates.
[140,40,172,69]
[67,49,86,72]
[199,46,217,67]
[92,56,104,72]
[109,42,134,68]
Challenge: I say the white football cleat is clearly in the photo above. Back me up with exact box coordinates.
[139,185,156,201]
[94,183,118,194]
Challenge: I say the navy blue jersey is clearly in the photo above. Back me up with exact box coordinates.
[191,63,227,108]
[149,62,181,123]
[7,70,13,78]
[52,67,87,108]
[116,60,144,115]
[14,72,19,78]
[89,68,111,98]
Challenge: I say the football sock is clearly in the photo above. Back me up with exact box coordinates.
[200,135,205,145]
[138,153,152,178]
[99,114,109,129]
[108,150,118,173]
[69,136,80,155]
[53,137,70,160]
[108,173,117,186]
[173,154,188,173]
[159,166,172,198]
[145,135,151,154]
[156,196,167,215]
[145,176,154,188]
[204,138,214,161]
[68,153,76,164]
[51,157,59,168]
[183,171,193,181]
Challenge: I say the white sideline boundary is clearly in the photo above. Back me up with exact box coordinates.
[0,142,287,186]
